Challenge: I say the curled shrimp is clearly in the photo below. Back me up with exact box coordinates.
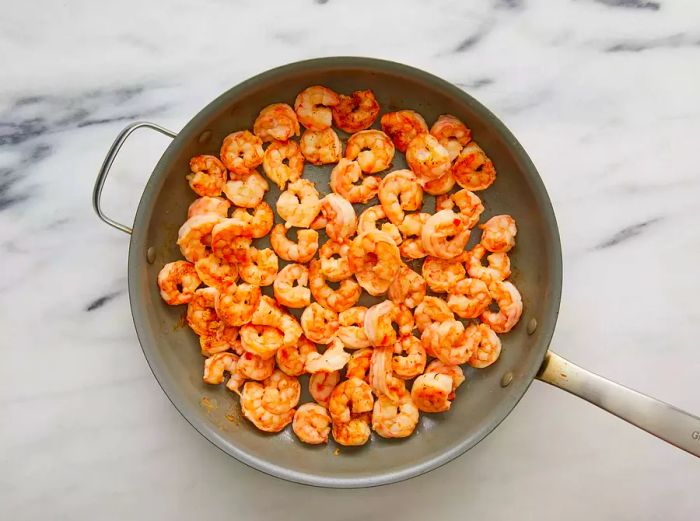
[332,414,371,446]
[222,171,269,209]
[369,345,406,403]
[293,403,331,445]
[436,189,484,228]
[195,253,237,288]
[261,370,301,414]
[377,170,423,225]
[329,158,379,204]
[305,337,350,373]
[158,261,201,305]
[422,256,466,293]
[270,224,318,263]
[276,179,322,229]
[337,307,371,349]
[199,325,240,358]
[300,128,342,165]
[253,103,300,142]
[214,282,261,326]
[331,89,380,133]
[238,351,275,381]
[451,141,496,191]
[411,372,453,413]
[421,210,471,259]
[309,370,340,407]
[430,114,472,162]
[238,248,278,287]
[203,352,238,385]
[426,360,465,400]
[328,377,374,424]
[414,296,454,334]
[406,133,451,181]
[422,320,478,365]
[240,323,285,360]
[421,171,456,196]
[392,335,426,379]
[230,202,274,238]
[469,323,502,368]
[276,336,317,376]
[187,287,223,336]
[187,196,231,219]
[240,382,294,433]
[480,215,517,253]
[380,110,428,153]
[363,300,397,347]
[262,140,304,190]
[447,277,491,319]
[210,224,252,264]
[186,155,227,197]
[345,130,395,174]
[481,280,523,333]
[309,259,361,313]
[251,296,303,348]
[358,205,402,246]
[348,230,401,296]
[388,264,426,309]
[346,347,373,380]
[465,244,511,283]
[177,214,223,262]
[300,302,339,345]
[397,212,429,259]
[273,263,311,308]
[294,85,340,131]
[319,193,357,242]
[220,130,264,176]
[372,391,419,439]
[318,239,352,282]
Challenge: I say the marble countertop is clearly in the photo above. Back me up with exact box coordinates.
[2,0,699,518]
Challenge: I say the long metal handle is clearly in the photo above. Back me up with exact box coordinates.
[93,121,176,234]
[537,351,700,457]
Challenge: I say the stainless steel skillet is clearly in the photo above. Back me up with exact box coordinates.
[93,57,700,488]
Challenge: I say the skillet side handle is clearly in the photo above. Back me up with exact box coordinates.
[93,121,177,235]
[537,351,700,457]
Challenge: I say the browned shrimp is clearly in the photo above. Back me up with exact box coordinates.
[309,259,361,313]
[158,261,201,305]
[451,141,496,191]
[332,89,380,133]
[381,110,428,153]
[253,103,300,142]
[294,85,340,131]
[220,130,264,176]
[430,114,472,162]
[187,155,227,197]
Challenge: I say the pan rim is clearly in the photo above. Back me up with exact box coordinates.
[127,56,563,488]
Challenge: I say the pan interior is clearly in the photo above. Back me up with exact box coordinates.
[128,58,561,487]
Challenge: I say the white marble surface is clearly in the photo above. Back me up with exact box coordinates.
[2,0,700,518]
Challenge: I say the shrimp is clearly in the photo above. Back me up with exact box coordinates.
[380,110,428,153]
[158,261,201,305]
[309,260,360,313]
[300,302,339,345]
[377,170,423,226]
[293,403,331,445]
[253,103,300,142]
[273,263,311,308]
[363,300,397,347]
[426,360,465,400]
[406,133,451,182]
[328,377,374,424]
[414,296,454,333]
[319,194,357,242]
[372,391,419,439]
[411,372,453,413]
[481,280,523,333]
[345,348,373,380]
[451,141,496,191]
[388,264,426,309]
[469,323,502,368]
[186,155,227,197]
[392,335,426,379]
[187,196,231,219]
[214,282,261,326]
[397,212,430,260]
[230,202,274,238]
[305,337,351,373]
[357,206,402,246]
[422,320,478,365]
[329,158,379,204]
[240,323,285,360]
[240,382,294,433]
[331,89,380,133]
[210,225,252,264]
[250,295,303,348]
[430,114,472,162]
[238,248,278,287]
[262,140,304,190]
[300,128,342,165]
[187,288,223,336]
[222,171,269,209]
[203,352,238,384]
[220,130,264,176]
[337,307,371,349]
[261,370,301,414]
[344,130,395,174]
[177,214,223,262]
[421,210,471,259]
[436,189,484,228]
[447,277,491,319]
[422,256,466,293]
[480,215,517,253]
[238,351,275,381]
[294,85,340,131]
[465,244,511,283]
[348,230,401,296]
[318,239,352,282]
[309,370,340,407]
[421,171,456,196]
[200,325,240,357]
[332,414,371,446]
[276,336,317,376]
[276,178,322,229]
[270,224,318,263]
[369,345,406,403]
[194,254,237,288]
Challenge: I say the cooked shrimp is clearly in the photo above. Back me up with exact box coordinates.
[332,414,371,446]
[300,128,342,165]
[421,171,456,196]
[422,320,478,365]
[348,230,401,296]
[318,239,352,282]
[426,360,465,400]
[329,158,379,204]
[469,323,502,368]
[422,256,466,293]
[240,382,294,433]
[465,244,511,283]
[186,155,227,197]
[270,224,318,263]
[344,130,395,174]
[388,264,426,308]
[261,370,301,414]
[238,351,275,381]
[158,261,201,305]
[436,189,484,228]
[294,85,340,131]
[214,282,261,326]
[328,377,374,424]
[377,170,423,225]
[188,196,231,219]
[345,347,373,380]
[421,210,471,259]
[332,89,380,133]
[380,110,428,153]
[273,263,311,308]
[276,179,322,229]
[253,103,300,142]
[406,133,451,181]
[210,224,252,264]
[177,214,223,262]
[240,323,285,360]
[200,325,240,357]
[276,336,317,376]
[337,307,371,349]
[369,345,406,403]
[447,277,491,319]
[480,215,517,253]
[293,403,331,445]
[451,142,496,191]
[411,372,453,413]
[262,140,304,190]
[203,352,238,384]
[300,302,339,345]
[250,295,303,348]
[397,212,430,259]
[319,194,357,242]
[309,370,340,407]
[430,114,472,162]
[481,280,523,333]
[363,300,397,347]
[230,202,274,238]
[220,130,264,176]
[187,287,223,336]
[238,248,278,286]
[194,254,237,288]
[372,391,419,439]
[305,337,350,373]
[222,171,269,209]
[392,335,426,379]
[309,259,361,313]
[357,205,402,246]
[414,296,454,333]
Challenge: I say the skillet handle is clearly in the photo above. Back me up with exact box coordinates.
[537,351,700,457]
[93,121,177,235]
